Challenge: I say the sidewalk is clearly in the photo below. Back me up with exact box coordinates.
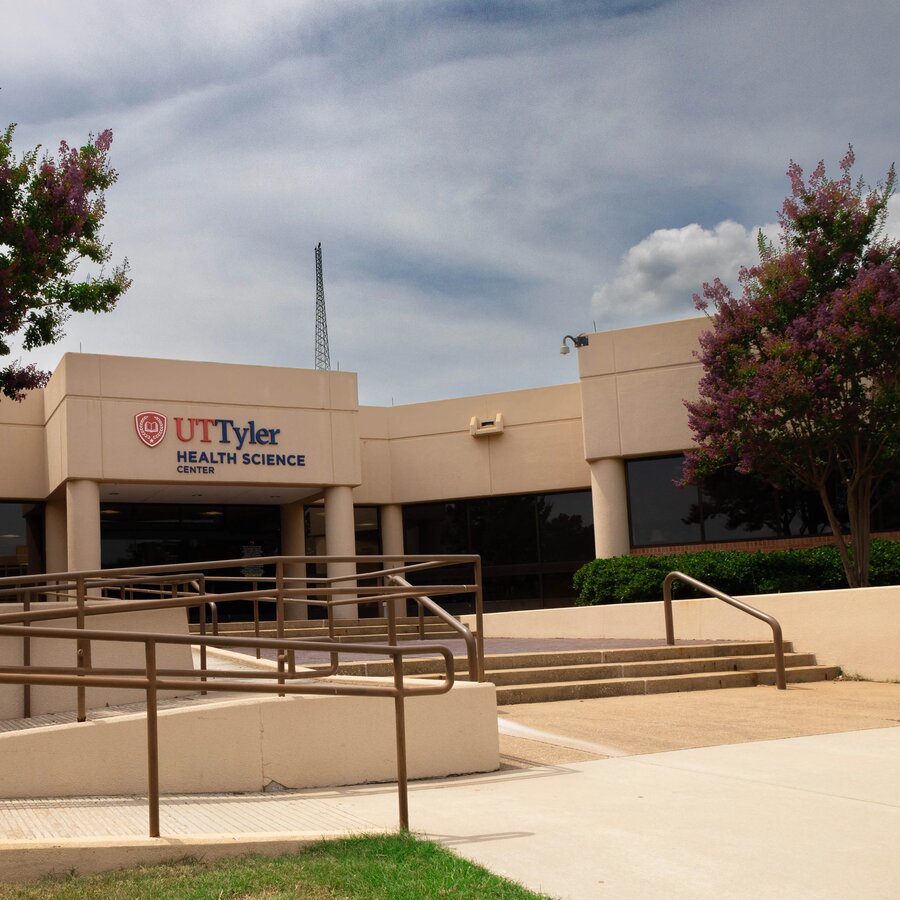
[0,682,898,897]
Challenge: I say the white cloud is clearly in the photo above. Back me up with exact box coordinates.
[591,220,779,326]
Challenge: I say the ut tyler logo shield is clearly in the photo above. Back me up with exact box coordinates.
[135,411,167,448]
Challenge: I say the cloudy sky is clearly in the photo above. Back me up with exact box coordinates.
[4,0,899,404]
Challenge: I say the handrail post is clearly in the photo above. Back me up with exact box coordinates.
[275,560,285,695]
[387,598,409,830]
[473,557,485,682]
[394,691,410,832]
[252,582,261,660]
[198,603,208,696]
[386,589,399,648]
[663,576,675,646]
[771,619,787,690]
[75,575,88,722]
[21,590,31,718]
[327,582,337,670]
[144,640,161,838]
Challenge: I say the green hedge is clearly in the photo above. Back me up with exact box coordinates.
[573,539,900,606]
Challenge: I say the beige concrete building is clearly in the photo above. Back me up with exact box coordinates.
[1,317,897,613]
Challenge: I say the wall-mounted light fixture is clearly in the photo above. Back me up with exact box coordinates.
[560,334,589,355]
[469,413,504,437]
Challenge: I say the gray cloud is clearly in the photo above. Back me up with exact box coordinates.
[4,0,899,404]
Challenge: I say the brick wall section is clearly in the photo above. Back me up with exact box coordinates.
[632,531,900,556]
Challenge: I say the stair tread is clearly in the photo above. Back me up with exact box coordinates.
[315,646,813,672]
[487,651,809,670]
[494,665,840,695]
[535,664,835,684]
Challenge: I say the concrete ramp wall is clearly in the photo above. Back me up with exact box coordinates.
[0,681,499,797]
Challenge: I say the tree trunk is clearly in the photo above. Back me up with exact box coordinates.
[846,474,873,588]
[817,483,858,588]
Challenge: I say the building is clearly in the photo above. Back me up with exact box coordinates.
[2,317,897,613]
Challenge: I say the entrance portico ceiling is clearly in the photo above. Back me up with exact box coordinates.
[97,483,322,506]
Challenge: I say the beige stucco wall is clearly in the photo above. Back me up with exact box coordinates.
[42,354,361,492]
[0,391,47,499]
[2,321,713,513]
[462,585,900,681]
[578,318,707,461]
[355,383,588,504]
[0,680,499,797]
[1,320,721,570]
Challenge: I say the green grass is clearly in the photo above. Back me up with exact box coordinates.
[0,833,556,899]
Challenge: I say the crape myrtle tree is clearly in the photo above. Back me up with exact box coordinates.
[683,148,900,588]
[0,122,130,401]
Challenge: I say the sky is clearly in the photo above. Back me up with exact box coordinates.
[4,0,900,405]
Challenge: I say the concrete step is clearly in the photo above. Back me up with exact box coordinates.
[494,664,842,704]
[315,641,838,706]
[480,652,819,686]
[288,640,840,706]
[469,641,796,670]
[318,642,794,678]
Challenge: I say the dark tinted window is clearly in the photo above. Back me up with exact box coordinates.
[538,491,594,563]
[626,455,895,548]
[626,457,701,547]
[402,491,594,609]
[873,476,900,532]
[699,470,834,540]
[100,503,281,569]
[0,502,44,576]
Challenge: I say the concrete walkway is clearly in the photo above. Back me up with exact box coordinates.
[0,681,898,897]
[395,724,900,899]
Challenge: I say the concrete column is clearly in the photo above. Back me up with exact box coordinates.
[380,503,405,616]
[280,500,308,620]
[324,486,357,620]
[65,480,101,572]
[44,492,68,574]
[589,458,631,559]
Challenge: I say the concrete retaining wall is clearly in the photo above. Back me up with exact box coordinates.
[0,680,499,797]
[463,586,900,681]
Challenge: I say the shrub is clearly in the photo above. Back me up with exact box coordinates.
[573,539,900,606]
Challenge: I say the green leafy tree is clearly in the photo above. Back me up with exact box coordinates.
[0,123,130,400]
[684,149,900,587]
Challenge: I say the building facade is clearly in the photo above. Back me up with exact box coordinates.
[2,318,897,612]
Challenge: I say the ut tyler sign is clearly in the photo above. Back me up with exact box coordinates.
[134,412,306,474]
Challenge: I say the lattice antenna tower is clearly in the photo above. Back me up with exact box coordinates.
[314,242,331,370]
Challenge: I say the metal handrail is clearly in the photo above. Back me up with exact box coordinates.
[663,571,787,690]
[0,554,483,588]
[0,573,206,603]
[0,555,486,832]
[387,574,484,682]
[0,621,456,836]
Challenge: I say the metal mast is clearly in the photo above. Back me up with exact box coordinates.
[314,242,331,371]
